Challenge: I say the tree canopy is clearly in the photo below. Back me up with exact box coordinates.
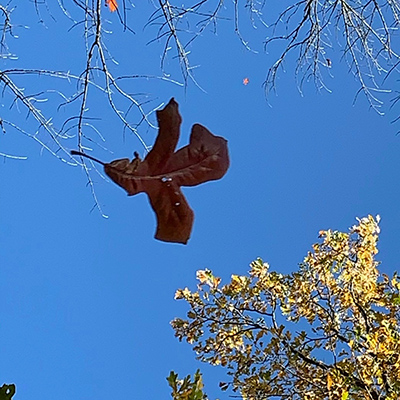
[172,215,400,399]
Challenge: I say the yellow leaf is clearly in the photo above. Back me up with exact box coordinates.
[327,373,333,390]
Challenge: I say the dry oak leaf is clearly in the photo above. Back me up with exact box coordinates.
[71,98,230,244]
[106,0,118,12]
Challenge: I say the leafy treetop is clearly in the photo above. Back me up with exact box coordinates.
[172,215,400,400]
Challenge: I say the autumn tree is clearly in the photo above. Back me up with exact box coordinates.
[171,215,400,399]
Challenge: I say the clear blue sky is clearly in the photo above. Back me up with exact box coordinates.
[1,1,400,399]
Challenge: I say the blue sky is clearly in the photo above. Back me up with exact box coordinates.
[1,1,400,399]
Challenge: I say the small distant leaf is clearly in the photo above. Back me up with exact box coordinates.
[106,0,118,12]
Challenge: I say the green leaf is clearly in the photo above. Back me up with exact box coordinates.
[0,384,16,400]
[167,371,178,391]
[391,294,400,305]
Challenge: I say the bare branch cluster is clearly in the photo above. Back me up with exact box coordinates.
[149,0,400,111]
[147,0,225,86]
[1,0,399,161]
[0,0,178,214]
[265,0,400,111]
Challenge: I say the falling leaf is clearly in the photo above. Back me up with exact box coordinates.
[71,98,230,244]
[243,78,249,85]
[106,0,118,12]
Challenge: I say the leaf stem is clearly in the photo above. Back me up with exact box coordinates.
[70,150,106,166]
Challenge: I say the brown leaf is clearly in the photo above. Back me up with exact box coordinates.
[71,98,230,244]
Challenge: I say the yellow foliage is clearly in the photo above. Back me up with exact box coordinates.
[172,216,400,400]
